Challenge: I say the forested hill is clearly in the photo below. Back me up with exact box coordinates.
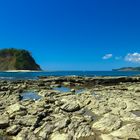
[0,48,41,71]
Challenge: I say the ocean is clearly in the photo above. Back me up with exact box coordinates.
[0,71,140,80]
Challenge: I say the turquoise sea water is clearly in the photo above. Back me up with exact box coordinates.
[0,71,140,80]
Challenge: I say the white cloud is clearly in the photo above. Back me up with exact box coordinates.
[102,54,113,60]
[125,52,140,63]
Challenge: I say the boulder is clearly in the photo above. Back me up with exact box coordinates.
[61,102,80,112]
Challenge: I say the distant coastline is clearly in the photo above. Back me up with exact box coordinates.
[113,67,140,71]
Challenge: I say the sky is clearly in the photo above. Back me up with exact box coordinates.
[0,0,140,70]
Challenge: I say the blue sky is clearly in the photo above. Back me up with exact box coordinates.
[0,0,140,70]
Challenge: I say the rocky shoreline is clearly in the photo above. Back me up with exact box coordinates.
[0,76,140,140]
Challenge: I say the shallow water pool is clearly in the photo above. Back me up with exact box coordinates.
[53,86,85,94]
[21,91,41,100]
[53,87,71,92]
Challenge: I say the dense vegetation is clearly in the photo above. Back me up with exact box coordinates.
[0,48,41,70]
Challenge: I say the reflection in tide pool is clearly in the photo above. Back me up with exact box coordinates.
[53,87,71,92]
[53,86,85,94]
[21,91,41,101]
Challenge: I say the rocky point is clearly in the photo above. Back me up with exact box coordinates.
[0,76,139,140]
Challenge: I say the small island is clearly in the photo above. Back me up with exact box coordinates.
[113,67,140,71]
[0,48,41,71]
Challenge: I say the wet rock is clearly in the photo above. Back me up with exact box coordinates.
[92,113,122,133]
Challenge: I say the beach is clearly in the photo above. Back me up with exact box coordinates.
[0,76,139,140]
[4,70,43,72]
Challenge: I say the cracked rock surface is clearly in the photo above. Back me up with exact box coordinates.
[0,76,139,140]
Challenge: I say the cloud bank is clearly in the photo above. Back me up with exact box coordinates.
[125,53,140,63]
[102,52,140,63]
